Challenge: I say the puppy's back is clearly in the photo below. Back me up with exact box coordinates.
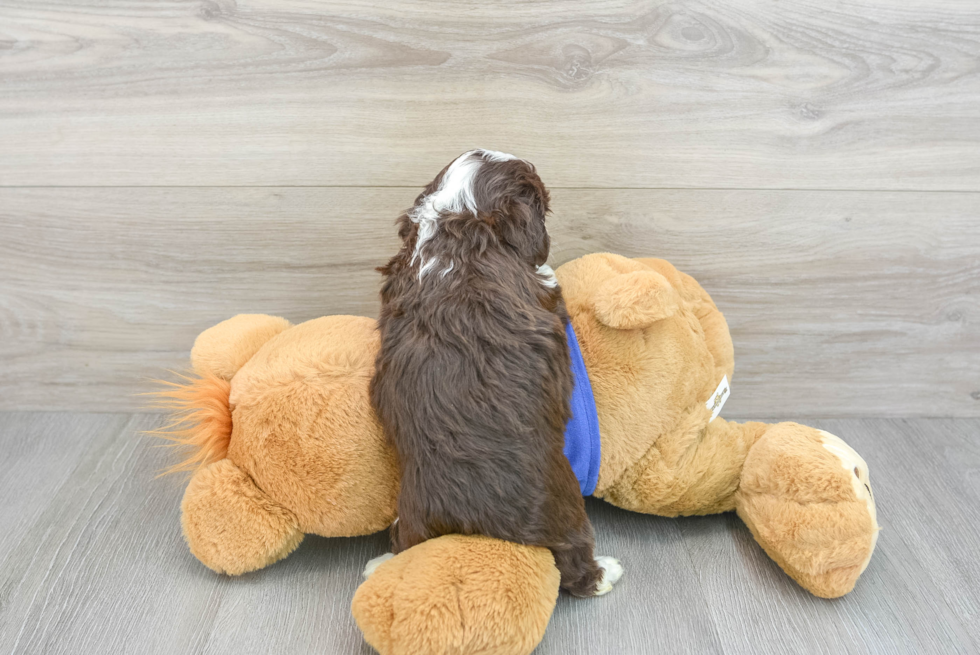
[372,150,578,543]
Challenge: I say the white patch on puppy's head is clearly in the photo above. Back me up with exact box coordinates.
[409,149,520,279]
[479,148,520,163]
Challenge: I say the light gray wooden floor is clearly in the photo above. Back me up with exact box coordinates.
[0,413,977,654]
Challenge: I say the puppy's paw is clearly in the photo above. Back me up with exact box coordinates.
[594,555,624,596]
[362,552,395,579]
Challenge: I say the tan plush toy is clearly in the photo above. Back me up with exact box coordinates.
[160,253,879,655]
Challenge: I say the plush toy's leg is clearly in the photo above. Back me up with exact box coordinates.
[181,458,304,575]
[600,412,771,516]
[352,535,560,655]
[735,423,879,598]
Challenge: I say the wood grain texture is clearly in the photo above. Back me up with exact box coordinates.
[0,412,386,655]
[1,414,977,653]
[1,0,979,188]
[1,187,977,416]
[541,505,725,654]
[0,412,132,559]
[823,417,980,649]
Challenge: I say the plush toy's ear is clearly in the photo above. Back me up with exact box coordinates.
[593,270,680,330]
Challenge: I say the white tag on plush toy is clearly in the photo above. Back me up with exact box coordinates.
[706,375,730,422]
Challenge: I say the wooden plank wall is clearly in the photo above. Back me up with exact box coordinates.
[1,0,978,415]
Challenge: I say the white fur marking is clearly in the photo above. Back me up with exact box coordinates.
[418,256,440,279]
[536,264,558,288]
[362,552,395,579]
[410,151,483,278]
[409,149,521,279]
[593,555,624,596]
[479,148,520,162]
[819,430,880,574]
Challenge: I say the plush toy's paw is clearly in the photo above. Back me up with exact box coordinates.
[363,552,395,579]
[735,423,879,598]
[594,556,624,596]
[351,535,560,655]
[181,459,303,575]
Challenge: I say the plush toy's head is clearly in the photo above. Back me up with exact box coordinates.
[556,253,734,494]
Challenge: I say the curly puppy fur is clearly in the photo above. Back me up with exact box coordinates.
[370,149,603,597]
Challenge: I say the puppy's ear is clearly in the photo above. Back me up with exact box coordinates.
[377,212,418,279]
[593,271,680,330]
[495,184,550,267]
[395,212,414,242]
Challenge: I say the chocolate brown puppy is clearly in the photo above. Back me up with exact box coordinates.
[369,149,622,596]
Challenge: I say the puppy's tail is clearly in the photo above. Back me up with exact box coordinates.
[144,372,233,476]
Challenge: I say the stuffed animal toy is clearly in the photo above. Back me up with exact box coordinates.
[158,253,879,655]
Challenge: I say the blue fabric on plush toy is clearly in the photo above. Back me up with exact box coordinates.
[563,322,601,496]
